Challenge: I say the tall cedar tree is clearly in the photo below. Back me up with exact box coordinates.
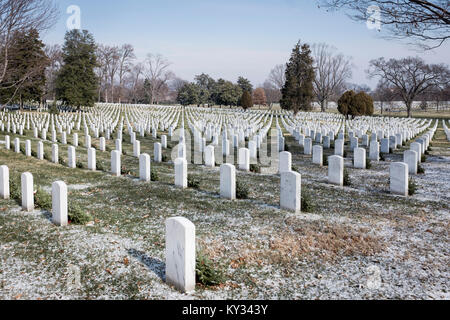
[0,29,48,107]
[56,30,98,109]
[241,91,253,110]
[280,41,315,114]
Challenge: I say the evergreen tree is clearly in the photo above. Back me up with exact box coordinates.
[338,90,374,119]
[241,91,253,110]
[280,41,315,114]
[177,82,200,106]
[213,79,242,107]
[237,77,253,93]
[55,29,98,109]
[0,29,48,107]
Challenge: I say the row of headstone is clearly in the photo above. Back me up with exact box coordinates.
[0,166,68,225]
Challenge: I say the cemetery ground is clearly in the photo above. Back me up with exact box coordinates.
[0,116,449,300]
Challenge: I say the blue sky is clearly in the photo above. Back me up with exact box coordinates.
[42,0,449,88]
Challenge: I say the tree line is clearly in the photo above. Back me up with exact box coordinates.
[0,0,448,118]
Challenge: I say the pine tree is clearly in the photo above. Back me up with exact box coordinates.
[55,30,98,109]
[280,41,315,114]
[241,91,253,110]
[0,29,48,107]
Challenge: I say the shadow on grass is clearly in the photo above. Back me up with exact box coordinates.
[128,248,165,281]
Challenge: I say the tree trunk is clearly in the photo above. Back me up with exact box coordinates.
[380,101,384,115]
[320,99,327,112]
[406,101,412,118]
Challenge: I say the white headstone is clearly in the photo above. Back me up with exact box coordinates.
[304,138,312,155]
[21,172,34,212]
[165,217,196,293]
[334,139,344,157]
[139,153,151,182]
[328,155,344,186]
[312,145,323,166]
[204,145,215,167]
[390,162,408,196]
[111,150,121,176]
[280,171,301,213]
[354,148,366,169]
[220,164,236,200]
[88,147,96,171]
[37,141,44,160]
[279,151,292,173]
[238,148,250,172]
[68,146,76,168]
[0,165,9,199]
[52,144,59,163]
[404,150,418,175]
[154,142,162,162]
[175,158,188,188]
[52,181,68,227]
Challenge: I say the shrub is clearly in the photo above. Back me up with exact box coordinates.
[161,154,169,162]
[249,164,261,174]
[417,165,425,174]
[408,179,417,196]
[49,104,59,115]
[76,161,84,169]
[292,166,300,173]
[301,190,315,213]
[236,180,249,199]
[196,250,225,287]
[68,203,93,225]
[34,188,52,211]
[343,168,351,186]
[9,177,21,200]
[421,154,426,163]
[366,159,372,169]
[97,162,105,172]
[187,174,200,189]
[151,168,159,181]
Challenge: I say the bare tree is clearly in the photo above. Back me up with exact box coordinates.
[107,46,120,103]
[367,56,450,117]
[319,0,450,49]
[312,43,353,112]
[268,64,286,90]
[95,45,111,102]
[44,44,62,102]
[127,62,144,103]
[117,44,135,104]
[263,80,282,109]
[0,0,59,102]
[144,53,173,104]
[372,80,399,114]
